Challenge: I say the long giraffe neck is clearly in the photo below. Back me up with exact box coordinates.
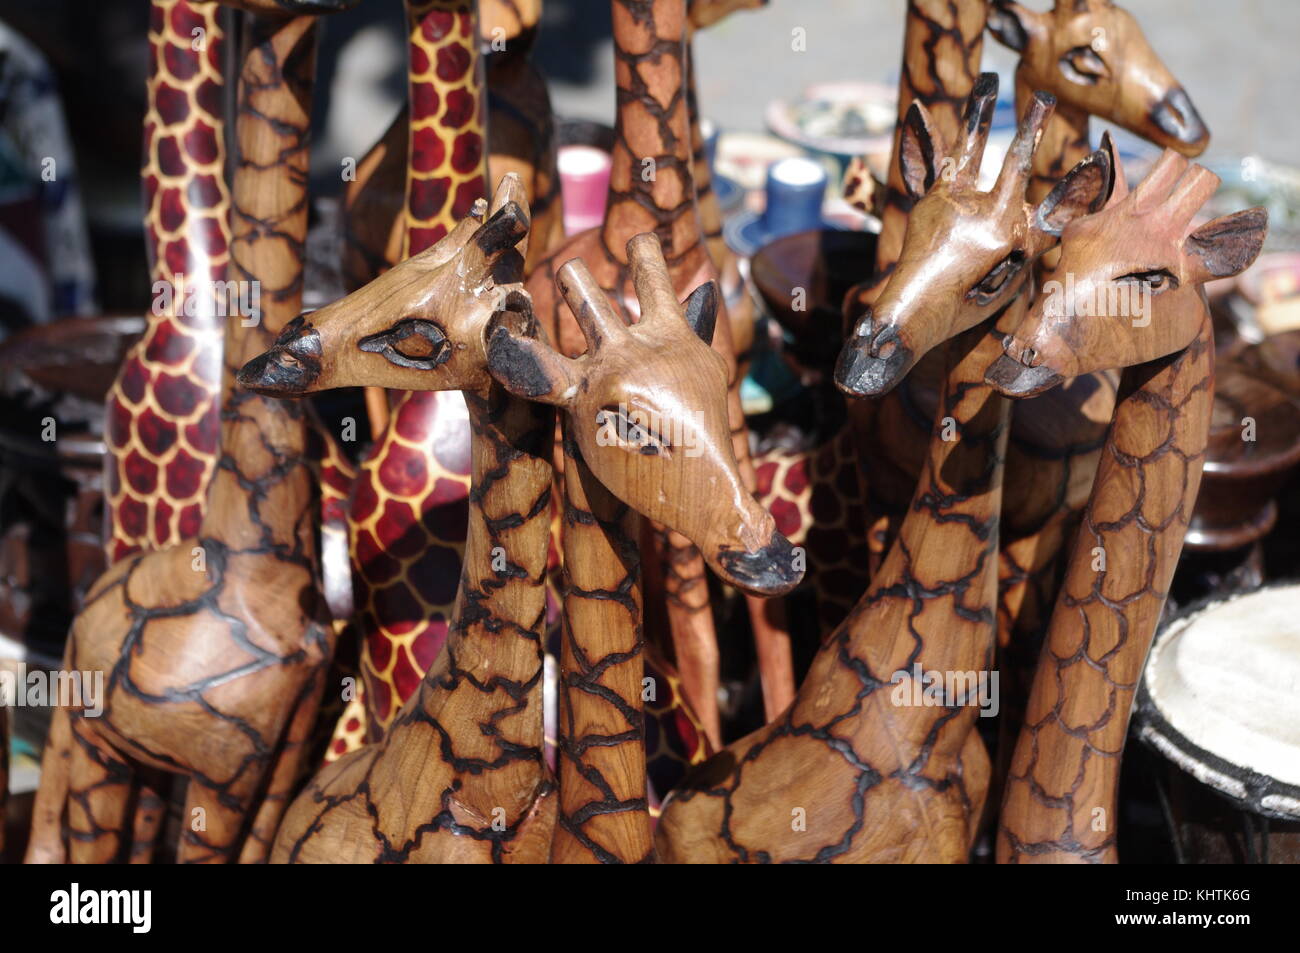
[874,0,987,280]
[603,0,708,284]
[349,0,489,732]
[838,325,1008,680]
[998,311,1214,863]
[396,386,556,842]
[684,34,725,270]
[200,14,316,559]
[106,0,232,562]
[552,426,653,864]
[405,0,489,254]
[1016,67,1091,208]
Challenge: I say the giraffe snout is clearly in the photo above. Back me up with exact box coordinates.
[835,312,914,398]
[237,316,322,396]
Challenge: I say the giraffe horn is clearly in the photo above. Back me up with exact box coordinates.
[626,234,680,327]
[995,90,1055,199]
[460,200,531,284]
[1166,163,1221,228]
[489,173,532,262]
[556,257,627,352]
[1133,149,1191,213]
[954,72,998,187]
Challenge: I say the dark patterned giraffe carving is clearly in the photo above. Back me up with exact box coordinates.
[342,1,489,743]
[988,0,1208,213]
[492,234,803,862]
[986,152,1266,863]
[26,13,329,864]
[651,80,1108,864]
[744,0,989,647]
[659,320,1006,863]
[524,0,786,740]
[243,178,561,863]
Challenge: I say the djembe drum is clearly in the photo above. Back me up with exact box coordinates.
[1136,583,1300,863]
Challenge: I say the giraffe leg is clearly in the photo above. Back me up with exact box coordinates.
[746,592,795,720]
[239,679,323,863]
[177,777,258,864]
[128,771,169,863]
[25,703,73,863]
[658,528,722,747]
[66,715,134,863]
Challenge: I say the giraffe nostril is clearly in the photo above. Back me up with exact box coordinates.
[868,325,898,359]
[1003,333,1015,351]
[1021,346,1036,367]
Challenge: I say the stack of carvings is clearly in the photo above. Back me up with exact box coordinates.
[17,0,1269,864]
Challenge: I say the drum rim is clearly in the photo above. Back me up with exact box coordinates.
[1136,580,1300,822]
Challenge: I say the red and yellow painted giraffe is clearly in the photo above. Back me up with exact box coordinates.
[343,1,487,741]
[105,0,231,564]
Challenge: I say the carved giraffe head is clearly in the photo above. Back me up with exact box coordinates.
[988,0,1208,154]
[835,73,1112,397]
[237,175,532,398]
[487,233,802,596]
[987,148,1267,396]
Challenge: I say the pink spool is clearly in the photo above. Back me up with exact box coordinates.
[558,145,612,235]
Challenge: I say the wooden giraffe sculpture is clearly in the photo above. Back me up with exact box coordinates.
[654,80,1110,865]
[30,0,237,866]
[978,2,1213,652]
[243,178,560,863]
[525,0,786,743]
[748,0,989,638]
[342,0,489,742]
[104,0,232,565]
[987,152,1266,863]
[988,0,1208,212]
[340,0,563,290]
[492,233,802,862]
[27,12,329,864]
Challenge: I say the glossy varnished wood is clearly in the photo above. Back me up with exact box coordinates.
[986,151,1267,862]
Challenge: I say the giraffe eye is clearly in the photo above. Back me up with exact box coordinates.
[358,318,450,370]
[968,250,1026,304]
[1060,45,1107,85]
[1118,269,1178,294]
[596,406,671,458]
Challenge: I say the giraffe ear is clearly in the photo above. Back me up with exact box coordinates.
[898,101,944,202]
[680,281,719,345]
[485,295,581,407]
[987,0,1044,54]
[1033,146,1111,239]
[1182,207,1268,285]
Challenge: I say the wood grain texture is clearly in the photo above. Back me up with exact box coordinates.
[489,234,803,861]
[245,178,558,862]
[657,323,1006,862]
[986,150,1267,862]
[27,13,327,865]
